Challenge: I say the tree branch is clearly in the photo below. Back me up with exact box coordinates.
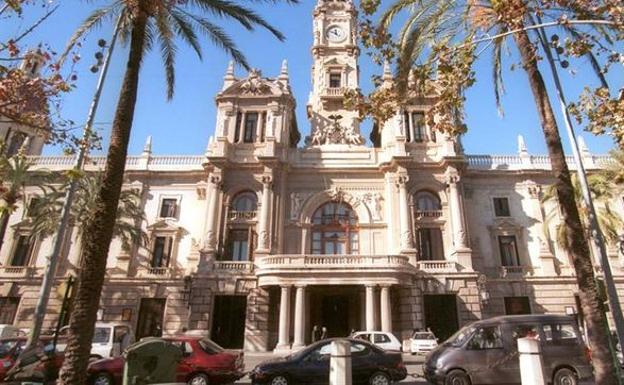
[0,4,59,52]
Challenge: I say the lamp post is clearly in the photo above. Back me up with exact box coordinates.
[533,17,624,378]
[25,18,122,350]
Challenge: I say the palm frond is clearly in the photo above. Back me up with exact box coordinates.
[154,10,178,99]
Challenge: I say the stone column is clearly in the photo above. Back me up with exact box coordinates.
[293,285,306,349]
[365,285,376,331]
[256,175,273,253]
[397,174,416,256]
[380,285,392,333]
[528,184,557,275]
[276,285,292,351]
[446,169,472,269]
[200,174,222,272]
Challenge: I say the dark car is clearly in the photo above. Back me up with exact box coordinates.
[87,336,244,385]
[423,314,593,385]
[0,336,56,381]
[250,338,407,385]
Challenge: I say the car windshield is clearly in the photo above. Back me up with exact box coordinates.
[413,332,436,340]
[92,327,111,344]
[448,326,476,347]
[199,339,224,354]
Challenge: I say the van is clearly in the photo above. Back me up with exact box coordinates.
[56,323,134,359]
[423,314,593,385]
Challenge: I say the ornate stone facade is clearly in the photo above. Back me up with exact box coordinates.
[0,0,623,353]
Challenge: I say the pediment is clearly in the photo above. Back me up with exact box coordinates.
[221,69,285,97]
[491,217,521,231]
[147,219,184,233]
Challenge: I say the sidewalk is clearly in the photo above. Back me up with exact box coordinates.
[234,353,429,384]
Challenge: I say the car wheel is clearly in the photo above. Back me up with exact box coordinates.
[269,375,289,385]
[369,372,391,385]
[188,373,209,385]
[445,369,471,385]
[553,368,578,385]
[92,373,113,385]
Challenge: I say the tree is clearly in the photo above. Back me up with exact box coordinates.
[28,172,147,256]
[358,0,622,382]
[543,173,624,254]
[0,143,51,253]
[56,1,299,384]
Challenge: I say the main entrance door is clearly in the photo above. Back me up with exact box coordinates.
[211,295,247,349]
[423,294,459,341]
[322,295,350,337]
[309,286,362,339]
[136,298,166,340]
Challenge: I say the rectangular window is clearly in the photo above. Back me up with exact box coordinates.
[412,112,426,142]
[243,113,258,143]
[467,326,504,350]
[151,236,173,268]
[234,112,242,142]
[27,197,41,217]
[417,228,444,261]
[493,197,511,217]
[504,296,531,315]
[499,235,520,266]
[543,323,578,345]
[403,112,411,142]
[159,198,178,218]
[10,235,33,266]
[329,73,341,88]
[0,297,19,324]
[228,230,250,261]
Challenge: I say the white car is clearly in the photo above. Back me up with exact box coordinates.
[56,322,134,358]
[409,331,438,354]
[351,331,402,352]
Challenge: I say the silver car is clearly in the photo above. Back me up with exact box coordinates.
[423,314,593,385]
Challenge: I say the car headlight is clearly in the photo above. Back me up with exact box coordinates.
[436,360,444,369]
[2,361,11,369]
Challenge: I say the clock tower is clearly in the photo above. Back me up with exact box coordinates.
[306,0,363,146]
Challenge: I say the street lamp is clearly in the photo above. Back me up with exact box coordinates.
[25,17,122,350]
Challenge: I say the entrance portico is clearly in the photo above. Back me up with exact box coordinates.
[272,283,396,352]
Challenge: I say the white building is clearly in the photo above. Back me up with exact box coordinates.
[0,0,622,352]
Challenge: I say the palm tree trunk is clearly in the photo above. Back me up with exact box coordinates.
[513,28,619,385]
[0,211,9,254]
[57,9,148,385]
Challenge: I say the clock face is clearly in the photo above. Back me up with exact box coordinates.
[326,25,346,42]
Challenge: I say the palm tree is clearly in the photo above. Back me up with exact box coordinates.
[57,1,298,384]
[374,0,620,382]
[0,145,51,253]
[543,173,624,255]
[28,173,147,258]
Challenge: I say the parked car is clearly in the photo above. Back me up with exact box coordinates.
[409,330,438,354]
[423,314,593,385]
[1,337,62,384]
[0,336,56,380]
[87,336,244,385]
[56,322,134,359]
[350,331,402,352]
[0,326,25,339]
[249,338,407,385]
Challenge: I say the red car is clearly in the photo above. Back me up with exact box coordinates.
[0,336,57,381]
[87,336,245,385]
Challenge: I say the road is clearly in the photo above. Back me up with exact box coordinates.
[235,353,429,384]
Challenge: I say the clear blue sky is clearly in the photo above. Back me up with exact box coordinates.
[3,1,622,156]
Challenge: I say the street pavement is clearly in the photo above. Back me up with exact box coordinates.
[235,353,429,384]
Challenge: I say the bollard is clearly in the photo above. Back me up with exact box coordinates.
[330,339,352,385]
[517,337,546,385]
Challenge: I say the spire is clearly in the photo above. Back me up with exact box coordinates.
[222,61,236,90]
[142,135,152,156]
[517,135,528,156]
[382,60,393,87]
[577,135,590,156]
[278,59,289,85]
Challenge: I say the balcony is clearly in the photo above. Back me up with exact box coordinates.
[0,266,34,278]
[416,261,459,273]
[256,254,412,286]
[213,261,254,274]
[499,266,534,278]
[322,87,346,99]
[228,210,257,222]
[137,267,175,278]
[414,210,443,220]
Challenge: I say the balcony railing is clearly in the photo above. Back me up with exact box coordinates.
[257,254,410,269]
[415,210,443,220]
[0,266,33,277]
[214,261,254,273]
[323,87,346,97]
[416,261,459,273]
[228,210,257,221]
[499,266,533,278]
[137,267,173,278]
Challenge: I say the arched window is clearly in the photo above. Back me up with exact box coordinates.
[415,191,442,211]
[232,192,257,212]
[311,202,359,255]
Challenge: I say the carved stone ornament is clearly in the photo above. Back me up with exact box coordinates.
[202,230,216,250]
[239,69,272,95]
[445,172,461,185]
[362,192,383,221]
[307,115,363,146]
[328,186,346,202]
[527,184,542,199]
[290,192,312,220]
